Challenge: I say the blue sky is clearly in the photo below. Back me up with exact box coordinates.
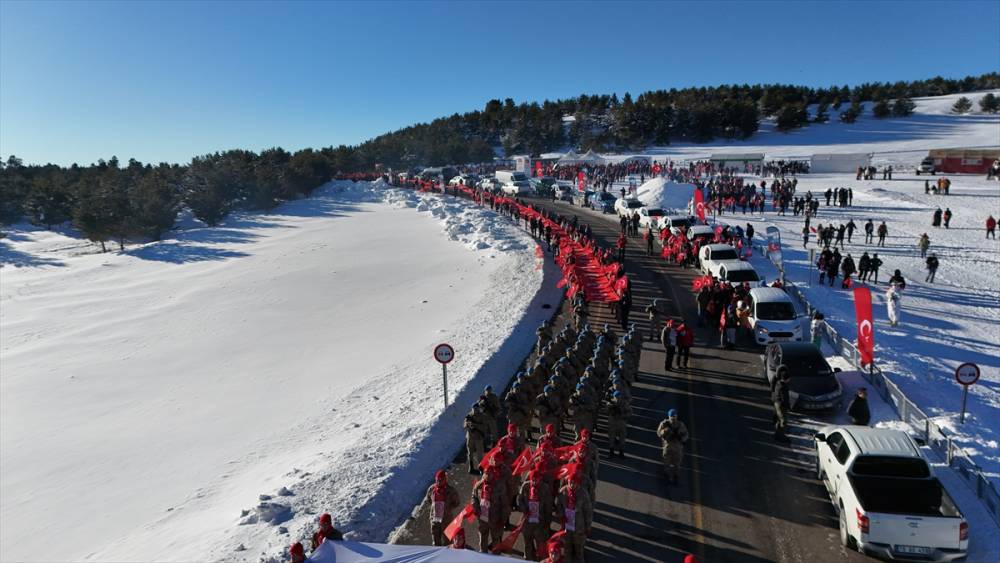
[2,0,998,166]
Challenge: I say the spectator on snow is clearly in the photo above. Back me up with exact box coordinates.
[876,221,888,247]
[888,268,906,290]
[869,253,883,284]
[918,233,930,258]
[810,311,824,348]
[988,215,997,239]
[886,285,902,327]
[847,388,871,426]
[311,513,344,551]
[943,208,952,229]
[925,253,939,284]
[932,207,942,227]
[290,542,306,563]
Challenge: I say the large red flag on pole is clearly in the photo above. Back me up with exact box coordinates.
[853,286,875,366]
[693,187,706,222]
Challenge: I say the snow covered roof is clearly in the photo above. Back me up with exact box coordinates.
[710,153,764,162]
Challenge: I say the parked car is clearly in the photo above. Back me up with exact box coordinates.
[495,170,529,185]
[449,173,479,186]
[662,215,696,236]
[615,197,646,218]
[814,426,968,561]
[687,225,716,242]
[530,176,557,198]
[916,157,936,176]
[501,180,532,196]
[478,177,502,192]
[589,191,617,213]
[555,180,576,202]
[698,243,741,276]
[717,261,763,287]
[763,342,842,411]
[575,189,595,207]
[746,287,802,344]
[636,207,666,230]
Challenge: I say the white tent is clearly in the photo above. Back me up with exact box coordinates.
[577,149,606,164]
[308,540,508,562]
[810,153,872,173]
[556,150,581,165]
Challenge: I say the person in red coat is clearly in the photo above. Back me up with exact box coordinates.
[987,215,996,239]
[311,513,344,551]
[676,323,694,368]
[289,542,306,563]
[616,233,627,262]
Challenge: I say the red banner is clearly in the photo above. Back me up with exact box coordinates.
[444,504,475,540]
[694,186,706,222]
[853,286,875,366]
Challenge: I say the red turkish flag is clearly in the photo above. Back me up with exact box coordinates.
[443,504,475,540]
[693,187,706,222]
[853,286,875,366]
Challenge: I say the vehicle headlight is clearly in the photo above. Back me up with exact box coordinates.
[759,326,769,333]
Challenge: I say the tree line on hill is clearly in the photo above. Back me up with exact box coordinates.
[1,73,997,248]
[0,149,330,251]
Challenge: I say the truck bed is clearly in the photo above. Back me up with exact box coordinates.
[850,475,961,517]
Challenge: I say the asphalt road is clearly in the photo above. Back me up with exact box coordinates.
[393,194,868,563]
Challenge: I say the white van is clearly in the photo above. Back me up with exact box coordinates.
[746,287,802,344]
[495,170,529,185]
[718,261,763,287]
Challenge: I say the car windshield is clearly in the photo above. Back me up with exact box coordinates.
[852,456,930,478]
[672,218,692,228]
[627,201,644,208]
[756,301,796,320]
[784,352,832,376]
[600,193,615,201]
[647,209,664,216]
[725,269,759,282]
[711,249,739,261]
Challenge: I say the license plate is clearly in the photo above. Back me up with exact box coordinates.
[771,336,791,342]
[895,545,932,555]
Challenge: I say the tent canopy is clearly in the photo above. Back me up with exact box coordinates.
[308,540,507,562]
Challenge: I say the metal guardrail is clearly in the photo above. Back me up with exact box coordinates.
[780,281,1000,527]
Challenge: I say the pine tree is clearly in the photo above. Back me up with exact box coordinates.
[951,96,973,114]
[892,96,916,117]
[979,93,999,113]
[814,102,829,123]
[72,175,113,252]
[24,172,73,228]
[130,169,178,240]
[872,98,891,118]
[775,103,807,131]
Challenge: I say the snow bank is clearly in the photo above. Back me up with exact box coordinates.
[0,182,561,562]
[634,177,697,212]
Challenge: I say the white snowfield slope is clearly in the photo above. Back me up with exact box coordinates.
[0,181,561,562]
[604,90,1000,161]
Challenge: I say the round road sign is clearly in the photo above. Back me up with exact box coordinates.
[434,343,455,364]
[955,362,980,386]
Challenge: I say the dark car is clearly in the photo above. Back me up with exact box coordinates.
[588,191,617,214]
[764,342,843,411]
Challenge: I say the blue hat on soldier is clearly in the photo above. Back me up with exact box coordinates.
[668,408,678,417]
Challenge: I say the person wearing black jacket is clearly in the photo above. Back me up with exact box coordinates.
[926,253,940,283]
[771,366,791,442]
[847,388,871,426]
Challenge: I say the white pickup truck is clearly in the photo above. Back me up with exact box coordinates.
[814,426,968,562]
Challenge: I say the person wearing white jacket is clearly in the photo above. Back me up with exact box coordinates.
[810,311,824,348]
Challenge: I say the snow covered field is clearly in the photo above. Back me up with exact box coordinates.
[0,182,560,562]
[741,172,1000,483]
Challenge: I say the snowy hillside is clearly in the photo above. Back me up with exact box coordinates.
[0,182,560,562]
[605,90,1000,162]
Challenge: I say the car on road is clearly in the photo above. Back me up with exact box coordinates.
[589,191,617,214]
[763,342,842,411]
[687,225,716,243]
[574,189,595,207]
[813,426,968,561]
[916,157,936,175]
[717,261,763,287]
[501,180,532,196]
[554,180,576,202]
[530,176,557,198]
[699,243,741,276]
[636,207,666,230]
[662,215,697,237]
[615,197,646,218]
[449,173,479,187]
[746,287,802,344]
